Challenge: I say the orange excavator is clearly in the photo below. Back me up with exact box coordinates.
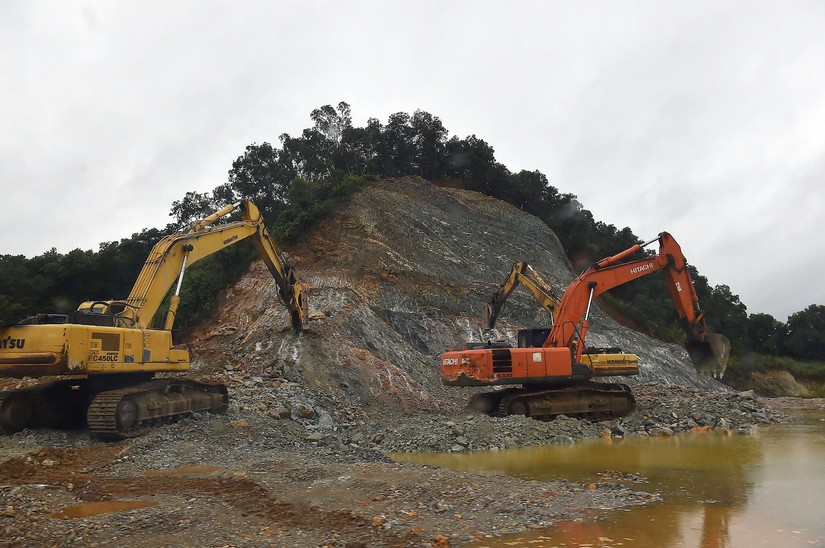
[441,232,730,419]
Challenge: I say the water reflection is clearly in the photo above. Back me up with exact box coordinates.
[393,410,825,547]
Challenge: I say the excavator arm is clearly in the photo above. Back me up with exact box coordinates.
[483,261,560,328]
[99,200,306,331]
[545,232,729,377]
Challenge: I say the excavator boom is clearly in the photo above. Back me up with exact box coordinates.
[122,200,306,331]
[544,232,728,377]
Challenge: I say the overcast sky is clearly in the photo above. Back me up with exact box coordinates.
[2,1,823,321]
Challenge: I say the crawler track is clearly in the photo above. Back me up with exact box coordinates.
[1,377,227,439]
[87,379,228,440]
[0,379,87,433]
[470,382,636,421]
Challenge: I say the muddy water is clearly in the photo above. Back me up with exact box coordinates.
[394,410,825,547]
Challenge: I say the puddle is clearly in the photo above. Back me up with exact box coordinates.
[51,500,157,519]
[394,410,825,547]
[145,464,225,476]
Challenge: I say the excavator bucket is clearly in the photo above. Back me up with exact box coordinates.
[685,333,730,378]
[482,303,498,329]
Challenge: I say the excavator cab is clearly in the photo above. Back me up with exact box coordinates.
[685,333,730,378]
[517,328,551,348]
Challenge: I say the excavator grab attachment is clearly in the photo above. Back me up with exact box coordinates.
[685,333,730,378]
[483,261,559,329]
[481,303,499,329]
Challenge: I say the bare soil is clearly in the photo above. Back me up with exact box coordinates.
[762,396,825,410]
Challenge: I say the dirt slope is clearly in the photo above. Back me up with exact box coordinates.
[188,176,718,417]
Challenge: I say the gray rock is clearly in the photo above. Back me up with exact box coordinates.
[269,407,291,420]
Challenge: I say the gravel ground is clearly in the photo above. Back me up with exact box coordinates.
[0,376,793,547]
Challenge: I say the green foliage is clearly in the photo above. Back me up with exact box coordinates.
[781,305,825,361]
[761,354,825,382]
[703,284,749,353]
[748,312,783,355]
[170,191,218,227]
[0,254,51,323]
[273,174,375,242]
[719,352,825,395]
[444,135,498,190]
[311,102,352,143]
[0,227,169,324]
[226,142,294,215]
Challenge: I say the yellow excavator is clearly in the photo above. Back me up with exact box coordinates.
[483,261,561,329]
[481,261,639,385]
[0,200,306,439]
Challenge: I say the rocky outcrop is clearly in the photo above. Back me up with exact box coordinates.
[187,177,722,418]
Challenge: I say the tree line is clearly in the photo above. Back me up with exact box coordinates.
[1,102,822,388]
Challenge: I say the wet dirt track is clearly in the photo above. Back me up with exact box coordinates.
[0,444,414,546]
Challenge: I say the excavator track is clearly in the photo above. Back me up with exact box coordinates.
[0,379,88,433]
[0,392,19,434]
[87,379,228,441]
[470,382,636,421]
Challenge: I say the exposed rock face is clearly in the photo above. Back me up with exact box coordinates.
[0,177,789,547]
[187,177,721,417]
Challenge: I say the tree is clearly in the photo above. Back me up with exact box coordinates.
[0,254,49,322]
[170,191,218,227]
[781,305,825,360]
[409,110,448,180]
[378,112,417,176]
[279,129,336,182]
[311,102,352,143]
[445,135,501,193]
[227,142,294,217]
[339,117,382,175]
[747,313,784,355]
[507,170,551,213]
[703,284,749,354]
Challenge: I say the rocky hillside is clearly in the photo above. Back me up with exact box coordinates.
[1,177,789,547]
[187,177,720,419]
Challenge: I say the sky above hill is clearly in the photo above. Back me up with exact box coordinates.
[2,1,823,321]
